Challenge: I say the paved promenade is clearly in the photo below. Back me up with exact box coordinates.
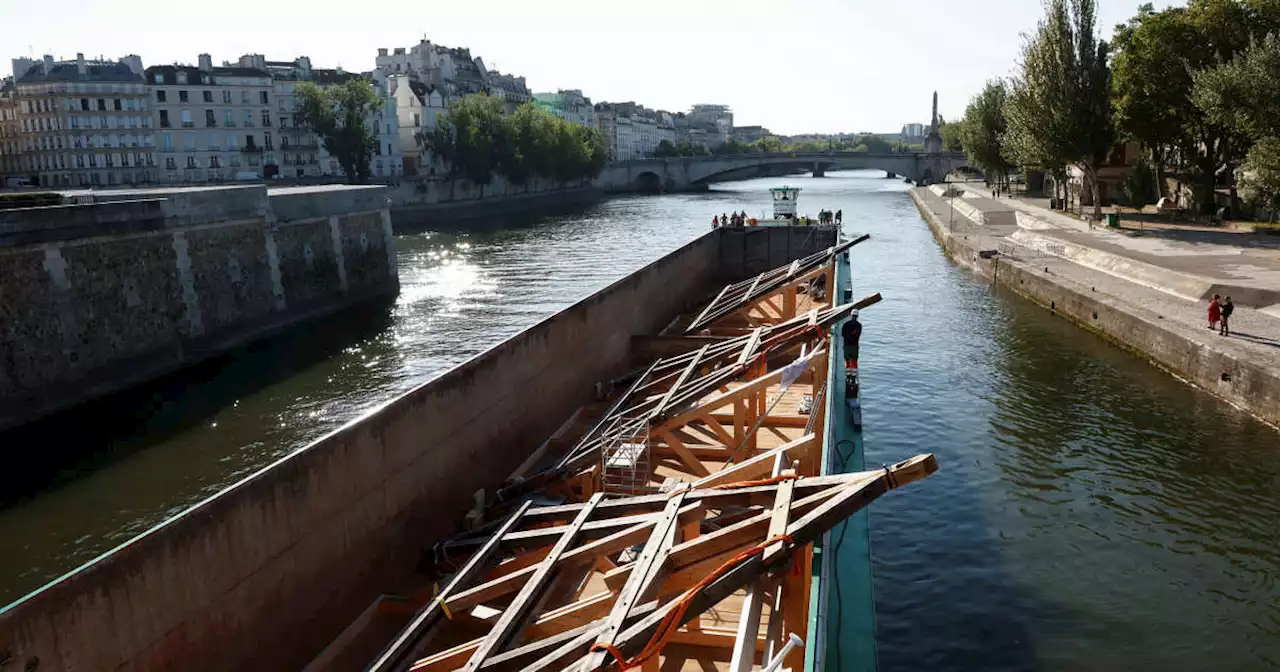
[915,185,1280,422]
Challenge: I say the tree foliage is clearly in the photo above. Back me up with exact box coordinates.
[1240,136,1280,217]
[421,94,607,188]
[1004,0,1113,217]
[294,79,382,184]
[959,80,1015,183]
[939,121,964,152]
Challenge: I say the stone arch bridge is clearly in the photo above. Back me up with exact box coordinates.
[599,151,971,192]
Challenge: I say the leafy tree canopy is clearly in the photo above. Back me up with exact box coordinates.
[294,79,382,184]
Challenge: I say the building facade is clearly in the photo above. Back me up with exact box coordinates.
[147,56,275,183]
[6,53,154,187]
[732,125,771,145]
[533,90,595,128]
[689,103,732,146]
[0,77,19,184]
[388,74,446,176]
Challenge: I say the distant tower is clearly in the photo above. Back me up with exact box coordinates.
[924,90,943,154]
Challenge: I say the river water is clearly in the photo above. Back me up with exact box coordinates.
[2,172,1278,670]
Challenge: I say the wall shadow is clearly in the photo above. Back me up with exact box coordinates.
[0,300,395,508]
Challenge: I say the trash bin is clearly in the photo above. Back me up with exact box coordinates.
[1106,212,1120,228]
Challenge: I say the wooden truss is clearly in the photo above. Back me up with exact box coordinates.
[370,455,937,672]
[685,236,868,334]
[494,303,854,506]
[358,236,921,672]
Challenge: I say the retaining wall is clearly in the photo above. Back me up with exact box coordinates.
[911,188,1280,427]
[717,225,840,278]
[0,228,748,672]
[0,184,398,431]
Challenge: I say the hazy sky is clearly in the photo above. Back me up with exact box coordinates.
[0,0,1176,135]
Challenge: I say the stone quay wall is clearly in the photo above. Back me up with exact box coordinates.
[910,188,1280,427]
[0,184,399,431]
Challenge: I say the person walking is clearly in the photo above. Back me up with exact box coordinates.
[1220,296,1234,336]
[835,209,843,224]
[1208,294,1221,331]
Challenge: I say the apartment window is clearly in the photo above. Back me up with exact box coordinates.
[210,156,221,168]
[224,110,234,126]
[244,109,253,126]
[76,154,84,168]
[80,98,89,111]
[244,134,255,148]
[230,155,240,167]
[203,90,213,103]
[261,111,270,127]
[183,133,195,150]
[241,90,249,104]
[414,113,420,127]
[209,132,220,150]
[153,73,163,84]
[186,155,197,168]
[180,109,192,127]
[176,72,187,85]
[205,110,216,127]
[264,132,273,150]
[113,98,122,111]
[375,143,381,155]
[97,98,106,111]
[259,91,268,105]
[165,156,176,169]
[178,90,189,103]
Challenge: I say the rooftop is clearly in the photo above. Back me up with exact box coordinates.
[17,61,143,85]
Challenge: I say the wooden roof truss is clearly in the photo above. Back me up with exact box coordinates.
[496,303,855,504]
[684,235,868,334]
[371,454,937,672]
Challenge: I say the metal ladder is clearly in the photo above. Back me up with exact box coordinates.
[599,414,652,496]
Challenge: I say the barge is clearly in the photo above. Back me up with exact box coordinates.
[0,224,935,672]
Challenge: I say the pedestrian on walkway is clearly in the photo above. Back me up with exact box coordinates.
[1220,297,1234,336]
[1208,294,1221,331]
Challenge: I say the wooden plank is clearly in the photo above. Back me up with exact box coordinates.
[736,327,763,366]
[581,490,689,670]
[460,494,604,671]
[655,429,712,478]
[691,433,815,490]
[369,501,532,672]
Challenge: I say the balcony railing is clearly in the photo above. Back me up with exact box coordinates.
[181,121,194,128]
[241,145,264,153]
[223,121,237,127]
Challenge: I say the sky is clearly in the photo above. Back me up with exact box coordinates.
[0,0,1177,135]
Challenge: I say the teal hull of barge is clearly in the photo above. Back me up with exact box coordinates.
[806,238,878,671]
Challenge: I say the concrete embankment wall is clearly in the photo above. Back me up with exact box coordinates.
[0,185,398,431]
[0,227,775,671]
[910,188,1280,426]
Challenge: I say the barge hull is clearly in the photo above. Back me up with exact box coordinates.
[0,227,838,672]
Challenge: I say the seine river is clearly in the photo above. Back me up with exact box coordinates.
[2,172,1277,671]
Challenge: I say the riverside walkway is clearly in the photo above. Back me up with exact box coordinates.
[915,183,1280,425]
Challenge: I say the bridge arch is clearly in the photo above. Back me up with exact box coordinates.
[634,171,662,194]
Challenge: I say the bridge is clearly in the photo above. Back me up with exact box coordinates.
[598,151,971,193]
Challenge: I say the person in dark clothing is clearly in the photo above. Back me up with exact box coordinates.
[835,209,843,224]
[1220,296,1234,336]
[841,314,862,368]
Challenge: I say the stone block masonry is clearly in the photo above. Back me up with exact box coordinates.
[0,184,399,431]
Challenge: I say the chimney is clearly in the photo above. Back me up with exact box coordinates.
[76,52,85,75]
[198,53,212,71]
[42,54,53,73]
[378,48,388,57]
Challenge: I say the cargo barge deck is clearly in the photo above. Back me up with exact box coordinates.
[0,225,934,672]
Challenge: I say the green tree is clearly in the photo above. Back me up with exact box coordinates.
[939,121,964,152]
[1110,0,1260,213]
[1193,32,1280,143]
[1240,136,1280,219]
[294,79,382,184]
[753,136,785,153]
[653,139,679,157]
[857,134,894,153]
[960,80,1016,186]
[1004,0,1114,217]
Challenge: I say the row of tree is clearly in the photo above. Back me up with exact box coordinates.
[954,0,1280,218]
[420,94,608,192]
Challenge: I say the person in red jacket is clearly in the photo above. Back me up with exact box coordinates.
[1208,294,1221,331]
